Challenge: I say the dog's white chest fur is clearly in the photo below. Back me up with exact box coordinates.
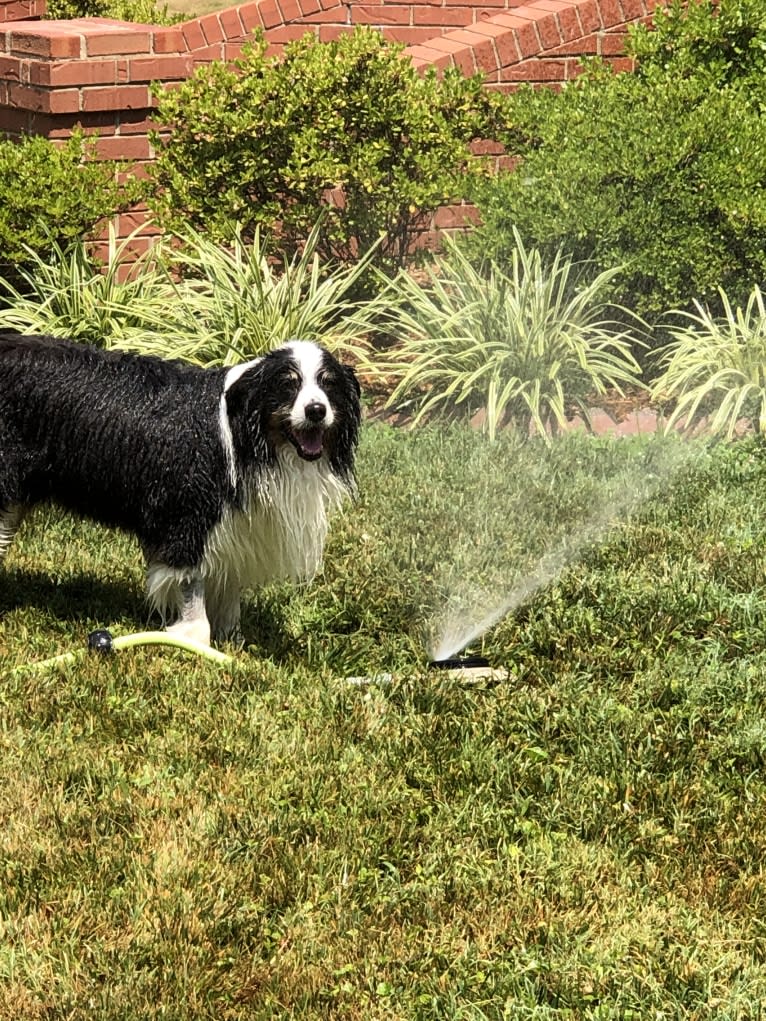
[202,446,348,592]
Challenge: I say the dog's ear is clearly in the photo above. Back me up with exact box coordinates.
[224,363,272,465]
[329,364,362,485]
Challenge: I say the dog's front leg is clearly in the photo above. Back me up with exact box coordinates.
[208,583,243,646]
[166,574,211,647]
[0,505,25,562]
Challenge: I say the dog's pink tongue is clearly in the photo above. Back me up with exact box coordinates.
[300,429,324,457]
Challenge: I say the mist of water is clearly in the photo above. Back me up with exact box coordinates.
[426,438,700,663]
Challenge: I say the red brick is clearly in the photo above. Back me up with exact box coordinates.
[0,53,22,79]
[152,26,187,52]
[117,110,158,134]
[198,13,225,45]
[548,31,599,56]
[354,5,411,24]
[303,6,350,22]
[8,26,82,59]
[596,0,622,28]
[264,23,313,43]
[128,54,195,80]
[501,56,568,81]
[83,26,152,56]
[194,42,227,60]
[94,133,152,160]
[574,0,601,33]
[216,8,245,40]
[9,81,80,112]
[605,54,633,72]
[512,8,560,49]
[470,138,504,155]
[471,20,522,68]
[428,33,476,74]
[551,2,583,42]
[404,42,454,73]
[81,83,151,111]
[385,26,455,46]
[317,25,354,41]
[258,0,283,29]
[412,6,472,27]
[619,0,647,19]
[443,27,498,73]
[180,19,207,50]
[0,105,30,133]
[492,14,541,58]
[431,202,480,229]
[599,30,627,55]
[276,0,303,22]
[297,0,321,16]
[231,3,258,32]
[30,58,119,86]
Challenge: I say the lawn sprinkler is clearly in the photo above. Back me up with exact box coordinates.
[428,653,506,684]
[12,629,233,676]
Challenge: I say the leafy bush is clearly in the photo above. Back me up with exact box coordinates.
[0,133,136,296]
[0,223,380,366]
[149,28,504,276]
[46,0,178,24]
[467,0,766,321]
[0,227,171,347]
[122,224,382,365]
[651,285,766,439]
[376,233,643,440]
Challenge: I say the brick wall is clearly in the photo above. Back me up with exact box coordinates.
[0,0,664,257]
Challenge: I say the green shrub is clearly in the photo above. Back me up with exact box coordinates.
[0,133,136,296]
[148,28,504,276]
[46,0,178,24]
[376,233,643,441]
[652,285,766,439]
[0,222,379,367]
[467,0,766,322]
[0,227,171,347]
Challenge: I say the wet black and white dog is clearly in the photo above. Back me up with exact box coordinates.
[0,334,361,645]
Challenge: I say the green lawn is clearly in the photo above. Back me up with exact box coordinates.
[1,424,765,1018]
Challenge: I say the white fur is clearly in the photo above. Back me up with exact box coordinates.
[0,506,24,560]
[287,341,335,429]
[145,444,349,637]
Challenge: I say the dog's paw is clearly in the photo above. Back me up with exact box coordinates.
[167,618,211,648]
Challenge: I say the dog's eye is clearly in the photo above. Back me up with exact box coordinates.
[282,369,301,388]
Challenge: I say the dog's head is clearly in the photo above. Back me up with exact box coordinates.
[224,340,361,481]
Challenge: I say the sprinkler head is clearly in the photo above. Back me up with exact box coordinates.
[429,655,490,671]
[87,629,114,656]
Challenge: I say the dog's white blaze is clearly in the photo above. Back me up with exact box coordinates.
[202,444,348,591]
[145,446,349,626]
[287,340,335,429]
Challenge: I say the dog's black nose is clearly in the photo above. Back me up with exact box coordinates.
[304,401,327,424]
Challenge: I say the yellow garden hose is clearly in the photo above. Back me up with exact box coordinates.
[12,629,233,675]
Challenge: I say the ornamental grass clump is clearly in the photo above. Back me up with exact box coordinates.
[138,223,379,366]
[0,227,170,348]
[379,234,644,441]
[0,223,379,369]
[652,285,766,439]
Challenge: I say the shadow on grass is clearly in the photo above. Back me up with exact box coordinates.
[0,566,148,629]
[0,566,300,662]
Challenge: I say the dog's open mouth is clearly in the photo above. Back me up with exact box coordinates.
[285,426,325,461]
